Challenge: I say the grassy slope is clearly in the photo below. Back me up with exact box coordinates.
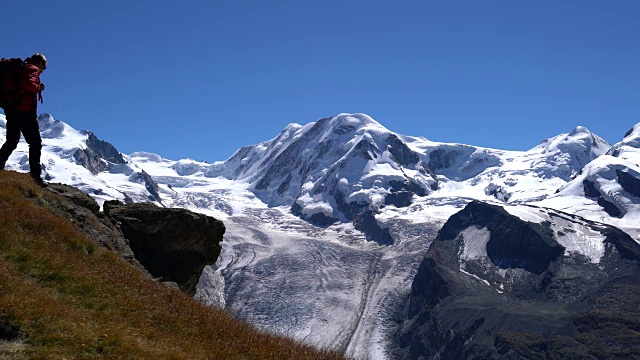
[0,171,345,360]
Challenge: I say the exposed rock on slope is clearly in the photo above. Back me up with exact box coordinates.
[394,201,640,359]
[439,201,565,274]
[557,156,640,218]
[43,183,140,268]
[104,200,225,294]
[74,131,127,175]
[40,182,224,295]
[353,210,394,245]
[128,170,163,203]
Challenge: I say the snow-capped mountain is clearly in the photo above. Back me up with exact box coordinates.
[207,114,439,224]
[1,113,164,205]
[1,112,639,359]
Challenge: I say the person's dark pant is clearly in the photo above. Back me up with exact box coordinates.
[0,110,42,177]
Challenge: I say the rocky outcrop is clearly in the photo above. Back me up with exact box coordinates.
[73,131,126,175]
[393,201,640,359]
[128,170,162,203]
[43,184,139,266]
[427,145,501,180]
[616,169,640,198]
[438,201,564,274]
[104,201,225,295]
[582,179,623,217]
[40,183,224,296]
[386,134,420,167]
[353,210,394,246]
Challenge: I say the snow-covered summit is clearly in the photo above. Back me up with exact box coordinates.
[208,113,439,223]
[527,125,611,180]
[539,122,640,224]
[607,122,640,165]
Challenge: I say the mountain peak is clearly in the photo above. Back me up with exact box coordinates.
[535,125,609,152]
[207,113,437,223]
[621,122,640,147]
[607,122,640,160]
[330,113,388,134]
[569,125,591,136]
[334,112,379,125]
[526,126,611,180]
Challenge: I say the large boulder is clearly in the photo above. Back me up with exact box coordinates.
[104,201,225,295]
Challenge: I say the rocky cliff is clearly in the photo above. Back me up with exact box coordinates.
[393,201,640,359]
[43,183,225,295]
[104,200,225,294]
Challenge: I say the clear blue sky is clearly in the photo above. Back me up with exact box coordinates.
[2,0,639,161]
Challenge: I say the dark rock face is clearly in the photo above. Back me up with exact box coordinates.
[332,187,366,222]
[598,197,622,217]
[129,170,162,203]
[43,184,138,266]
[439,201,564,274]
[616,169,640,198]
[582,179,600,198]
[428,148,465,171]
[427,145,499,180]
[353,139,378,160]
[624,126,634,139]
[485,222,563,275]
[353,210,394,245]
[40,184,225,296]
[406,258,450,319]
[104,201,225,294]
[385,190,413,207]
[386,134,420,166]
[74,132,126,175]
[309,212,337,227]
[389,180,429,198]
[384,179,435,208]
[582,179,623,217]
[85,132,126,164]
[290,202,338,226]
[393,201,640,359]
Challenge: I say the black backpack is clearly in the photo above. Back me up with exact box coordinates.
[0,58,24,110]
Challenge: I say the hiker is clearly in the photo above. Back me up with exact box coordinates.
[0,53,47,186]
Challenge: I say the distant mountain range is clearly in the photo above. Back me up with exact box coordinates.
[2,112,639,359]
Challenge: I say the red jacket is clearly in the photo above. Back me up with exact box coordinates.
[12,57,43,112]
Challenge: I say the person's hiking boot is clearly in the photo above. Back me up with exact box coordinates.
[30,173,47,188]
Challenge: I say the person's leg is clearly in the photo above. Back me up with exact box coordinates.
[0,110,23,169]
[18,111,43,178]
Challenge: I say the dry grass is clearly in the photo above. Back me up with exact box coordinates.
[0,171,346,359]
